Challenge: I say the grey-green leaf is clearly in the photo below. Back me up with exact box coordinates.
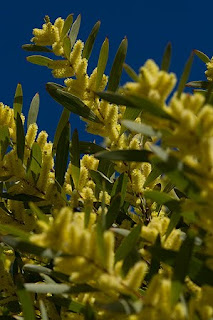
[69,14,81,48]
[46,82,102,123]
[177,53,194,98]
[193,49,210,64]
[122,120,161,137]
[96,37,109,90]
[107,37,128,92]
[61,14,73,39]
[95,149,152,162]
[0,125,10,160]
[161,42,172,72]
[27,93,40,128]
[70,129,80,189]
[123,63,139,82]
[16,112,25,162]
[22,44,53,52]
[26,55,53,67]
[13,83,23,118]
[82,21,101,60]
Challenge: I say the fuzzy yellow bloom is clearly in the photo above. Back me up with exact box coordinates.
[205,57,213,81]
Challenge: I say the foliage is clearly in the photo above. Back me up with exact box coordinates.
[0,13,213,320]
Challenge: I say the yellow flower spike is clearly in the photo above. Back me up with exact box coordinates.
[69,40,84,70]
[199,105,213,136]
[25,123,38,149]
[36,130,48,151]
[122,261,147,292]
[31,18,58,46]
[49,60,75,78]
[205,57,213,81]
[103,231,115,273]
[78,166,89,191]
[172,303,187,320]
[99,191,111,205]
[80,186,96,207]
[37,143,53,191]
[131,169,146,194]
[163,229,183,251]
[81,155,99,171]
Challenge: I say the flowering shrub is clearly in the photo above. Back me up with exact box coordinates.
[0,12,213,320]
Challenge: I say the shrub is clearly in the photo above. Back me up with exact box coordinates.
[0,12,213,320]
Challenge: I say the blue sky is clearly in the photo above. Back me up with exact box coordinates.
[0,0,212,143]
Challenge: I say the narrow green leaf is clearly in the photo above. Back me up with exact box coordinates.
[55,122,70,187]
[79,141,105,154]
[123,63,139,81]
[61,14,73,39]
[26,55,53,67]
[143,166,161,188]
[17,287,36,320]
[0,193,44,202]
[96,37,109,90]
[0,224,30,240]
[185,80,209,89]
[50,296,85,314]
[2,235,56,259]
[63,36,72,60]
[53,109,70,153]
[171,235,195,304]
[46,82,102,123]
[25,283,70,294]
[39,300,49,320]
[95,149,152,162]
[165,210,181,239]
[193,49,210,63]
[89,170,113,194]
[23,264,69,282]
[120,108,141,134]
[13,83,23,118]
[27,142,42,182]
[115,224,141,263]
[0,125,10,160]
[108,37,128,92]
[144,189,176,205]
[111,172,128,206]
[177,53,194,98]
[82,21,101,60]
[27,93,40,128]
[122,120,161,137]
[105,194,121,229]
[204,81,213,105]
[16,112,25,162]
[29,202,49,223]
[70,129,80,189]
[97,91,174,120]
[22,44,52,52]
[161,42,172,71]
[69,14,81,48]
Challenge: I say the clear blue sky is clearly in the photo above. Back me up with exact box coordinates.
[0,0,212,143]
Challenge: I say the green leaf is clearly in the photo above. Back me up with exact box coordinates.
[95,149,152,162]
[55,122,70,187]
[69,14,81,48]
[144,189,178,206]
[107,37,128,92]
[29,202,49,223]
[23,264,69,282]
[16,112,25,162]
[13,83,23,118]
[70,129,80,189]
[2,235,56,259]
[61,14,73,39]
[27,142,42,182]
[82,21,101,60]
[63,36,72,61]
[111,172,128,206]
[24,283,71,294]
[0,224,30,240]
[161,42,172,72]
[120,108,141,134]
[96,37,109,90]
[0,193,44,202]
[143,165,161,188]
[50,296,85,314]
[123,63,139,81]
[89,170,113,194]
[122,120,161,137]
[165,210,181,239]
[22,44,52,52]
[185,80,209,89]
[177,52,194,98]
[53,109,70,153]
[171,235,195,304]
[26,55,53,67]
[17,284,36,320]
[115,224,141,263]
[27,93,40,128]
[0,125,10,160]
[97,91,174,121]
[193,49,210,63]
[46,82,102,123]
[79,141,105,154]
[39,300,49,320]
